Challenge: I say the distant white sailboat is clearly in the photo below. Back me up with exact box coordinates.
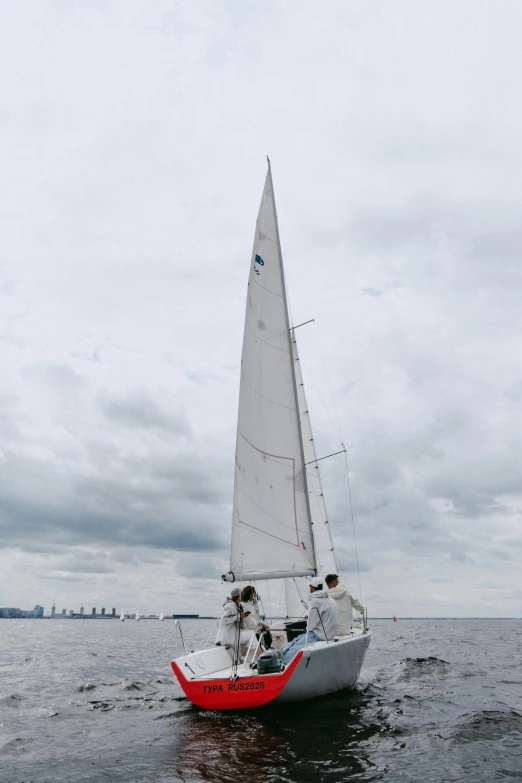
[159,611,164,622]
[120,609,125,622]
[170,161,370,710]
[136,609,140,621]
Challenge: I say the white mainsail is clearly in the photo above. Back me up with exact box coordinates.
[228,163,316,582]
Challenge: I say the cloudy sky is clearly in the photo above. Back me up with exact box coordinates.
[1,1,521,618]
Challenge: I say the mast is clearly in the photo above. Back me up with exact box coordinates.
[267,160,317,576]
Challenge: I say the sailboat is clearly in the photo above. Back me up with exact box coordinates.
[171,162,371,709]
[135,609,140,621]
[120,609,125,622]
[159,611,164,622]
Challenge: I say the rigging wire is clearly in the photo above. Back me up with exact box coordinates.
[304,358,345,446]
[231,603,241,679]
[202,618,219,649]
[296,310,364,605]
[276,579,285,619]
[254,579,270,626]
[306,466,340,573]
[293,577,309,611]
[343,450,363,603]
[317,336,364,604]
[320,343,346,448]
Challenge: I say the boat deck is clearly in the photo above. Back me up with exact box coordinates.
[177,631,365,682]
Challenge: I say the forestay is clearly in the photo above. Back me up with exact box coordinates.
[228,164,316,582]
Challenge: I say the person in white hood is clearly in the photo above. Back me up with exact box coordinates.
[279,577,339,664]
[325,573,364,635]
[215,587,254,661]
[241,585,272,651]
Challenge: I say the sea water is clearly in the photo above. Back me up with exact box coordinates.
[1,619,521,782]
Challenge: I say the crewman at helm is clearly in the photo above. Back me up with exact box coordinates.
[278,577,339,664]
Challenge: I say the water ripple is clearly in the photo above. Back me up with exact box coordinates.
[0,619,521,782]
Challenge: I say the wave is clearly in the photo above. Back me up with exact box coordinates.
[120,681,143,690]
[383,656,452,684]
[0,694,24,707]
[87,700,114,712]
[451,710,522,744]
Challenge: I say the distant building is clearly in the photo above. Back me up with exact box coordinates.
[0,607,22,618]
[101,607,105,616]
[61,608,66,616]
[0,605,45,618]
[92,608,96,616]
[80,606,84,615]
[51,602,56,617]
[172,614,200,619]
[111,608,116,616]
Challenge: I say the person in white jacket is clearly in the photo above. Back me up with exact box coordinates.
[279,577,339,664]
[325,573,364,635]
[240,585,272,652]
[215,587,254,661]
[240,586,269,633]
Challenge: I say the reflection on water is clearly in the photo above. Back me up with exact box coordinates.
[168,686,394,783]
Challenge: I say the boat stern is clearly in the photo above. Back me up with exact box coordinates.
[171,648,303,710]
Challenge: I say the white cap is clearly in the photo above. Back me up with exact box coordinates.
[310,576,323,588]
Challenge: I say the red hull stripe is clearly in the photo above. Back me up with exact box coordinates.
[171,651,303,710]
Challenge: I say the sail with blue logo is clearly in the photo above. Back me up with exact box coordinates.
[227,163,317,582]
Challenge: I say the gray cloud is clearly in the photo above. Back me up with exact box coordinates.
[99,390,192,437]
[49,550,113,574]
[0,453,228,553]
[35,573,90,583]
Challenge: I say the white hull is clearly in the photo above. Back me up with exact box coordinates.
[274,631,370,703]
[171,628,371,710]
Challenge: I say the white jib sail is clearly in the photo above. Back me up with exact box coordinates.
[229,164,316,582]
[285,331,340,618]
